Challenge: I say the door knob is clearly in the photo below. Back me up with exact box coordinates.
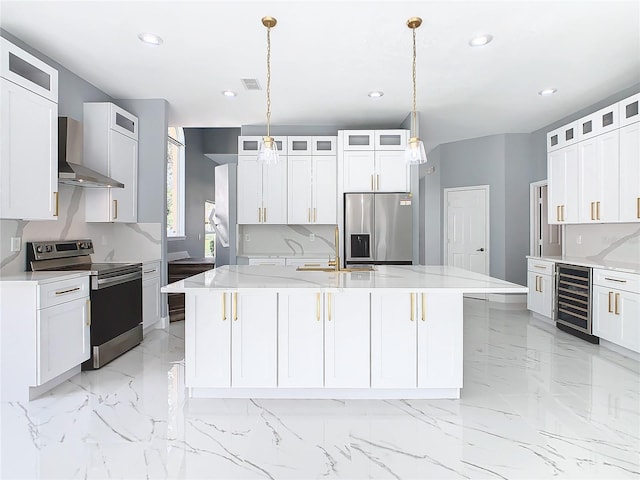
[476,248,485,252]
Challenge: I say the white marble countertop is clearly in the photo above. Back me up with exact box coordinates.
[0,271,90,284]
[237,254,332,259]
[527,255,640,274]
[162,265,528,294]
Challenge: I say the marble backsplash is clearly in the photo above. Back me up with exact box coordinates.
[238,224,337,257]
[1,185,161,276]
[564,223,640,265]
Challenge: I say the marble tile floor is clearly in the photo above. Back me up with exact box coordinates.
[1,300,638,479]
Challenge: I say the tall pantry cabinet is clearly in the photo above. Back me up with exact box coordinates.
[0,37,59,220]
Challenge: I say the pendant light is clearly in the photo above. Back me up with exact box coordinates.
[405,17,428,165]
[257,16,279,165]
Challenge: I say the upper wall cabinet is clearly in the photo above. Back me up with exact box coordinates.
[0,38,59,220]
[84,103,138,223]
[237,155,287,224]
[547,93,639,224]
[341,130,409,192]
[238,135,287,156]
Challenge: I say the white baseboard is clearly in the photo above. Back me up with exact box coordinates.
[487,293,527,304]
[600,339,640,361]
[532,312,555,326]
[30,365,80,401]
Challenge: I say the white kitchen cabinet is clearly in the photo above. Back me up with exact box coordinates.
[619,93,640,127]
[237,155,287,224]
[0,38,58,221]
[371,291,464,389]
[238,135,287,155]
[417,293,463,388]
[231,291,278,387]
[548,144,578,224]
[287,154,336,224]
[342,130,410,193]
[142,261,161,331]
[592,270,640,353]
[547,122,578,152]
[287,136,312,154]
[324,291,370,388]
[577,130,619,223]
[185,291,230,388]
[38,295,90,385]
[619,122,640,222]
[371,291,417,388]
[278,291,324,388]
[312,136,337,155]
[577,104,619,141]
[84,102,138,223]
[527,259,555,319]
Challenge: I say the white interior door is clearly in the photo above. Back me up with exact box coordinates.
[445,186,489,276]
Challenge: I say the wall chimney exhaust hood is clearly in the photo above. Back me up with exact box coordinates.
[58,117,124,188]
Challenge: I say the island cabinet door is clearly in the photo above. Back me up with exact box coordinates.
[371,292,417,388]
[417,293,463,388]
[278,292,324,387]
[185,292,230,388]
[324,291,370,388]
[231,291,278,387]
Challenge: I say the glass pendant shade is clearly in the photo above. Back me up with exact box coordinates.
[258,136,279,165]
[405,137,427,165]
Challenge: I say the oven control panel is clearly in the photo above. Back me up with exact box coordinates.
[26,239,94,264]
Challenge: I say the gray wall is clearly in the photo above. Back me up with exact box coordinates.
[202,127,241,154]
[439,134,507,281]
[167,129,215,258]
[420,145,441,265]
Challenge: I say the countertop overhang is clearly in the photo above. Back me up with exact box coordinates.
[161,265,528,294]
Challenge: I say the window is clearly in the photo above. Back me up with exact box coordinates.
[205,201,216,258]
[167,127,185,237]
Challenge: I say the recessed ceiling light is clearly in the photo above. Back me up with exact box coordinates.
[368,91,384,98]
[469,34,493,47]
[538,88,558,96]
[138,32,163,46]
[222,90,237,97]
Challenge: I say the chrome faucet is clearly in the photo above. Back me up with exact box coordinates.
[328,225,340,272]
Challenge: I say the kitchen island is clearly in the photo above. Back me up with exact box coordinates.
[162,265,527,399]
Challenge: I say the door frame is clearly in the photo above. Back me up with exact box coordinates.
[530,180,547,256]
[443,185,490,276]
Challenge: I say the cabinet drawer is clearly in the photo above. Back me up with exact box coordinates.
[142,261,161,279]
[38,276,89,309]
[374,130,407,150]
[619,93,640,127]
[527,259,555,275]
[593,269,639,293]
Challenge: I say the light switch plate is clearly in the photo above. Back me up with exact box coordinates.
[10,237,21,252]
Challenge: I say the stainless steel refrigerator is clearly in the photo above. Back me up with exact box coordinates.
[344,193,413,265]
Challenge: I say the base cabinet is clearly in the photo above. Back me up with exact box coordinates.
[142,261,161,330]
[527,259,555,318]
[593,286,640,353]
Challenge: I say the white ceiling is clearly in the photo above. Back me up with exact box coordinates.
[2,0,639,150]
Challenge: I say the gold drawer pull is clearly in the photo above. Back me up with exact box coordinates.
[258,208,262,223]
[264,207,267,222]
[533,265,547,269]
[308,208,311,223]
[590,202,595,221]
[53,191,59,217]
[316,293,321,321]
[637,197,640,219]
[314,208,317,223]
[604,277,627,283]
[556,205,561,222]
[86,299,91,326]
[113,199,118,220]
[410,293,415,321]
[421,293,426,322]
[55,287,80,295]
[233,292,237,321]
[222,293,227,321]
[614,293,620,315]
[370,174,374,191]
[327,293,332,321]
[608,291,613,313]
[376,174,380,190]
[596,201,600,220]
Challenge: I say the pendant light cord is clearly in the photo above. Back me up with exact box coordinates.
[266,25,272,138]
[411,25,417,139]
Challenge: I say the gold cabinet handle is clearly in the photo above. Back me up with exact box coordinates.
[596,201,600,220]
[370,174,374,191]
[264,207,267,222]
[308,208,311,223]
[55,287,80,295]
[316,293,321,321]
[608,291,613,313]
[233,292,238,321]
[86,299,91,326]
[533,265,547,270]
[614,293,620,315]
[590,202,595,221]
[53,191,59,217]
[556,205,561,222]
[113,199,118,220]
[410,293,415,321]
[258,208,262,223]
[421,293,426,322]
[327,293,332,321]
[314,207,317,223]
[561,205,565,222]
[222,292,227,321]
[376,174,380,190]
[637,197,640,219]
[535,276,539,292]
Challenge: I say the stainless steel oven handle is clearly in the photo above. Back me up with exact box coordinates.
[93,271,142,289]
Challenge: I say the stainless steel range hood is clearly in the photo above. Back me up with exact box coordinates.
[58,117,124,188]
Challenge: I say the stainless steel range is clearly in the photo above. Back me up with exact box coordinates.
[27,240,143,369]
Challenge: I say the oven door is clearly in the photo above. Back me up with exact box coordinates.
[84,274,143,369]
